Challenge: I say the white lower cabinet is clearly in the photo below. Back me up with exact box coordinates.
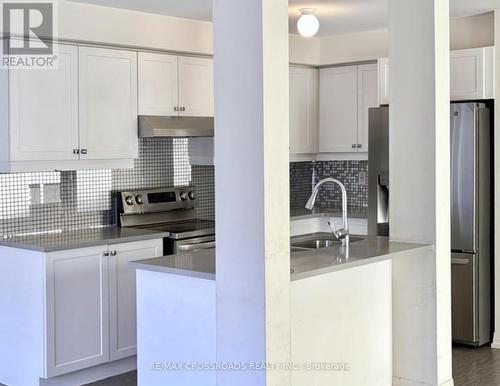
[45,239,162,377]
[46,246,110,377]
[109,240,162,361]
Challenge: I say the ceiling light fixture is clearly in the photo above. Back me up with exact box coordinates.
[297,8,319,38]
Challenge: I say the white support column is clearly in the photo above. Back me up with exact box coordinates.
[213,1,291,386]
[389,0,452,385]
[492,10,500,350]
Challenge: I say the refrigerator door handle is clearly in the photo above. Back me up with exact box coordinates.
[451,257,470,265]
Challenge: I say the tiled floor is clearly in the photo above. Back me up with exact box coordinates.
[82,345,500,386]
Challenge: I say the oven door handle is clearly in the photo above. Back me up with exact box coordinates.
[177,241,216,252]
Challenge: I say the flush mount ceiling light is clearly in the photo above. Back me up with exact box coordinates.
[297,8,319,38]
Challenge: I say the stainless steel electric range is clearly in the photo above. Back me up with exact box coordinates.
[115,186,215,255]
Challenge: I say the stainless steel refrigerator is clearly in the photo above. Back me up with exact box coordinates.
[368,106,389,237]
[451,102,491,346]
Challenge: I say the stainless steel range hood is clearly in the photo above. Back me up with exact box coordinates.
[138,115,214,138]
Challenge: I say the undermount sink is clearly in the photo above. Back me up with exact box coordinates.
[292,236,364,250]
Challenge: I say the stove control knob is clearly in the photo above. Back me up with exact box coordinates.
[188,191,196,200]
[135,195,144,205]
[180,192,188,201]
[125,195,134,205]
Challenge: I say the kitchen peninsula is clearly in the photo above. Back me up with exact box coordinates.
[130,235,428,386]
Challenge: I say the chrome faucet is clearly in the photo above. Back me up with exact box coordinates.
[305,177,350,246]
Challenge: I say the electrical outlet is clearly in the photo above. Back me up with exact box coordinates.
[43,183,61,204]
[29,184,41,205]
[358,172,367,186]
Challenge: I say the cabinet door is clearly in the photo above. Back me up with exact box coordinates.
[378,57,390,105]
[450,48,485,101]
[357,63,379,152]
[138,52,178,116]
[108,239,162,361]
[289,67,319,154]
[9,44,79,161]
[45,246,109,377]
[178,56,214,117]
[79,47,138,160]
[319,66,358,153]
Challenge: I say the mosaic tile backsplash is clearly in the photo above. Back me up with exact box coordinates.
[0,145,365,238]
[0,138,215,238]
[290,161,368,210]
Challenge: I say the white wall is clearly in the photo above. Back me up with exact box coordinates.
[317,12,494,66]
[57,0,318,63]
[55,2,493,65]
[289,34,321,65]
[58,0,213,55]
[319,29,388,65]
[450,12,494,50]
[491,10,500,350]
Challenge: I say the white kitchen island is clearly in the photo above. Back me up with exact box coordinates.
[131,236,427,386]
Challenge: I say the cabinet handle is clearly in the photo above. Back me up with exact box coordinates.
[352,144,356,149]
[174,106,179,112]
[180,107,186,112]
[73,149,80,154]
[103,251,109,256]
[357,144,362,148]
[110,250,117,256]
[81,149,88,155]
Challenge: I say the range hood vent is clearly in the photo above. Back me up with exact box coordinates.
[138,115,214,138]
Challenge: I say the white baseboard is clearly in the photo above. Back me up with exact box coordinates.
[39,356,136,386]
[393,376,454,386]
[491,333,500,349]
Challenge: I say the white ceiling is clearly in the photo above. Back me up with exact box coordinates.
[68,0,500,37]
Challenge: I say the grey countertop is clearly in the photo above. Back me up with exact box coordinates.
[290,207,367,220]
[130,248,216,280]
[130,234,427,281]
[0,208,363,253]
[0,226,169,252]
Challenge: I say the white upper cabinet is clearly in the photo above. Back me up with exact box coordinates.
[178,56,214,117]
[0,42,139,171]
[79,47,138,160]
[289,67,319,154]
[319,64,376,154]
[138,53,214,117]
[319,66,358,153]
[450,47,494,101]
[377,57,390,105]
[357,63,379,151]
[378,46,494,103]
[138,52,178,115]
[8,44,79,162]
